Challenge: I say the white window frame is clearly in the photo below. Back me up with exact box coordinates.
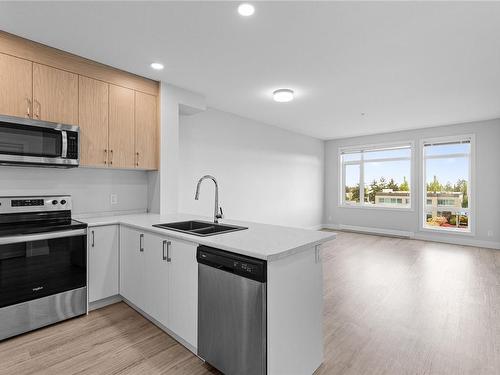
[338,141,414,211]
[420,134,475,235]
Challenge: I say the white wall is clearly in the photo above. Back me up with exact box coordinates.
[324,118,500,248]
[147,82,207,215]
[0,167,148,216]
[179,108,324,229]
[160,83,206,215]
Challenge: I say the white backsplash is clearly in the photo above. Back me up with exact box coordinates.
[0,166,149,216]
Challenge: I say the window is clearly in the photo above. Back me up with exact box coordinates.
[437,199,455,206]
[340,143,412,208]
[422,136,473,232]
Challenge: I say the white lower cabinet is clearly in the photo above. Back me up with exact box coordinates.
[119,226,145,308]
[119,226,198,349]
[88,225,119,303]
[143,232,169,323]
[167,238,198,348]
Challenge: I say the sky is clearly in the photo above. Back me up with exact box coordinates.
[344,143,469,188]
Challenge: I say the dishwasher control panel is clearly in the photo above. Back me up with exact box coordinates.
[197,245,267,283]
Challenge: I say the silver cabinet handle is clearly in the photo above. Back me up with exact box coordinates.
[162,240,167,261]
[34,99,40,119]
[315,245,321,263]
[91,230,95,247]
[139,233,144,252]
[166,241,172,262]
[104,149,108,165]
[26,98,32,118]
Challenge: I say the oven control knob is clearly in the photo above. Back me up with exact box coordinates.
[52,200,58,205]
[60,200,67,205]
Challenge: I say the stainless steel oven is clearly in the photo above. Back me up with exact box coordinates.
[0,114,79,168]
[0,196,87,340]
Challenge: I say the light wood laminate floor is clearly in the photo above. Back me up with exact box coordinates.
[0,231,499,375]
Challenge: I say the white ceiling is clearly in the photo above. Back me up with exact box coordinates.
[1,1,499,140]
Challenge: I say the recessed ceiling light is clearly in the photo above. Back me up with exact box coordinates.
[150,62,164,70]
[238,3,255,17]
[273,89,294,103]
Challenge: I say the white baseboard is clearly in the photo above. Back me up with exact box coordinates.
[413,233,500,250]
[322,223,413,238]
[89,295,122,311]
[322,223,500,249]
[307,224,325,231]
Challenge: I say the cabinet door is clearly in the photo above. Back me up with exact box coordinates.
[0,53,32,118]
[79,76,109,167]
[168,239,198,348]
[135,92,158,170]
[33,63,78,125]
[143,233,169,324]
[88,225,119,303]
[119,226,145,308]
[108,84,135,168]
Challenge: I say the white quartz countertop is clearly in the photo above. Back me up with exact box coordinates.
[78,213,336,261]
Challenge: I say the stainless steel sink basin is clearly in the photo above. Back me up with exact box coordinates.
[153,220,248,237]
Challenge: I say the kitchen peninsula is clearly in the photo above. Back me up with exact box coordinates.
[81,213,336,375]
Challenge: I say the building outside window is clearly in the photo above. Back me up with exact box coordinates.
[422,136,473,232]
[340,143,412,209]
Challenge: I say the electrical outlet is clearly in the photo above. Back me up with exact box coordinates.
[110,194,118,205]
[328,215,332,221]
[487,230,494,237]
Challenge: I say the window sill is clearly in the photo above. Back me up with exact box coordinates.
[338,204,414,212]
[420,226,474,236]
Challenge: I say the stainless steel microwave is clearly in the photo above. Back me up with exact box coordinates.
[0,115,79,168]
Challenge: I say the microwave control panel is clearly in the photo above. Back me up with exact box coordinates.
[66,132,79,160]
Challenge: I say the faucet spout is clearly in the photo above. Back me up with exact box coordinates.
[194,175,223,223]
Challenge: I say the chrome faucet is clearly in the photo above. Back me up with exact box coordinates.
[195,175,223,223]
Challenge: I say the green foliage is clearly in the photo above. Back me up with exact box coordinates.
[387,178,399,191]
[426,176,469,208]
[368,179,383,203]
[400,177,410,191]
[427,175,443,192]
[444,182,453,192]
[345,184,360,202]
[454,179,468,208]
[459,215,468,226]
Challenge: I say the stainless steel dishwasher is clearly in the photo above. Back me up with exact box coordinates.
[197,245,267,375]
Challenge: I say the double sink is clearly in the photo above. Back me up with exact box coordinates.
[153,220,248,237]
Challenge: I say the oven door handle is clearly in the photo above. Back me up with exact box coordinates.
[0,228,87,245]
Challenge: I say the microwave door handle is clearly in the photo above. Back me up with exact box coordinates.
[61,131,68,158]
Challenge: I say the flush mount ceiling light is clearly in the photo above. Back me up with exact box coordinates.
[273,89,294,103]
[238,3,255,16]
[150,62,164,70]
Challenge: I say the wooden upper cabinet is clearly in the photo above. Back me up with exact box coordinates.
[79,76,109,167]
[135,92,158,170]
[33,63,78,125]
[0,32,160,171]
[108,84,135,168]
[0,53,32,118]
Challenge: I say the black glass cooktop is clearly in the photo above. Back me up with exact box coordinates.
[0,210,87,237]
